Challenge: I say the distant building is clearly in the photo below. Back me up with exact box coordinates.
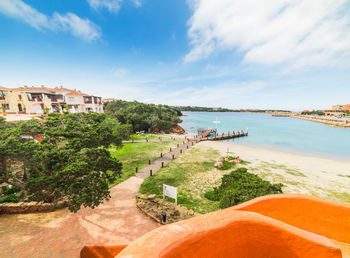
[102,98,119,104]
[332,104,350,111]
[0,85,103,114]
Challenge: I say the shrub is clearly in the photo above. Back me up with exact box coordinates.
[7,186,21,195]
[215,160,236,170]
[0,194,19,203]
[205,167,283,208]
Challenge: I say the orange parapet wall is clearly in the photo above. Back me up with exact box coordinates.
[116,209,341,257]
[232,194,350,244]
[82,194,350,257]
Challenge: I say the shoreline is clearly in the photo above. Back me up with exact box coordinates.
[292,115,350,128]
[199,140,350,202]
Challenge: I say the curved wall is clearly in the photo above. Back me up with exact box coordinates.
[232,194,350,243]
[116,209,341,258]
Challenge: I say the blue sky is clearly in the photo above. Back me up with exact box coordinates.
[1,0,350,110]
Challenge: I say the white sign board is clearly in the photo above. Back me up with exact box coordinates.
[163,184,177,204]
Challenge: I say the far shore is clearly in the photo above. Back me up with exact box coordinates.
[199,141,350,202]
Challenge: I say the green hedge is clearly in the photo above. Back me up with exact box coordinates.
[205,167,283,208]
[0,194,19,203]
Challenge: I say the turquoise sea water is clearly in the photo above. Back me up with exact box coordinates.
[180,112,350,161]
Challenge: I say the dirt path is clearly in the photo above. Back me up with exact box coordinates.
[0,177,159,258]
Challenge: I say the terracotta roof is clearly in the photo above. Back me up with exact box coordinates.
[0,86,8,90]
[11,86,55,92]
[54,87,74,92]
[66,90,89,96]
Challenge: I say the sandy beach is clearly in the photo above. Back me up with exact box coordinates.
[199,141,350,203]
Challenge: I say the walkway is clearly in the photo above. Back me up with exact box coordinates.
[0,177,159,257]
[136,139,197,179]
[0,137,200,257]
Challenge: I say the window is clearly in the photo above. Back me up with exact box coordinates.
[84,97,92,104]
[0,92,8,100]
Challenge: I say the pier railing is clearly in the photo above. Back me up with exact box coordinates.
[197,130,248,141]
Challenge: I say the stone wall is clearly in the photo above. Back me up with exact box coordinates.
[0,200,67,214]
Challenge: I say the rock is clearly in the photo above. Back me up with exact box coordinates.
[171,125,185,134]
[152,128,160,133]
[147,194,156,200]
[215,161,223,168]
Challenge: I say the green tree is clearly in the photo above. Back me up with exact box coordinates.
[0,113,123,212]
[104,100,182,133]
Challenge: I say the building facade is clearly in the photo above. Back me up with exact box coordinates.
[0,86,103,114]
[332,104,350,111]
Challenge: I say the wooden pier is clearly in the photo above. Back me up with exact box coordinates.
[197,129,248,141]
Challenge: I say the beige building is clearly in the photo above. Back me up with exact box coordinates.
[0,86,103,114]
[332,104,350,111]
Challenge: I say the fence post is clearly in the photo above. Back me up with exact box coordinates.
[170,147,172,152]
[160,152,163,157]
[172,154,175,159]
[149,159,151,165]
[161,162,164,167]
[136,167,138,173]
[180,149,182,154]
[150,169,152,176]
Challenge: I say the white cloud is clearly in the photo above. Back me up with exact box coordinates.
[185,0,350,70]
[87,0,122,13]
[52,13,101,42]
[111,68,129,78]
[0,0,49,29]
[133,0,143,8]
[0,0,101,42]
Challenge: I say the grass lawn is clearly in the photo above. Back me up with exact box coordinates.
[129,133,184,141]
[140,145,226,214]
[109,140,183,185]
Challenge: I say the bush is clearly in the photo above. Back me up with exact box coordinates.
[7,186,21,195]
[205,167,283,208]
[0,194,19,203]
[215,160,236,170]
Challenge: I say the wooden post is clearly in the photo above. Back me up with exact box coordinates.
[186,145,189,149]
[180,149,182,154]
[149,159,151,165]
[146,138,148,142]
[172,154,175,159]
[170,147,172,152]
[136,167,138,173]
[150,169,152,176]
[160,152,163,157]
[161,162,164,167]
